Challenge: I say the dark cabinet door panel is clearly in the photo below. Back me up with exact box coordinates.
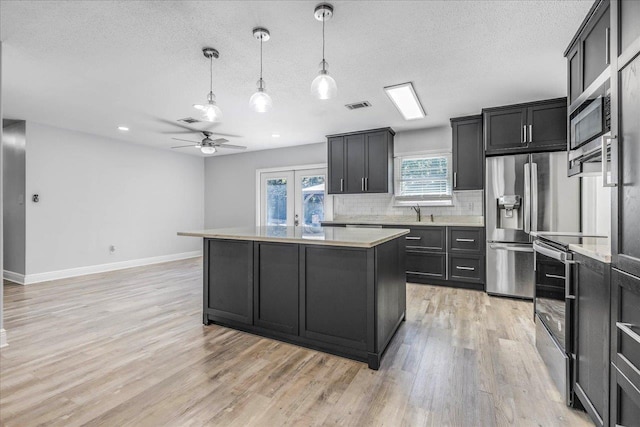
[301,246,368,350]
[582,4,610,91]
[328,137,345,194]
[574,254,609,424]
[452,116,483,190]
[620,0,640,55]
[206,239,253,325]
[254,243,299,334]
[448,227,484,253]
[527,100,568,151]
[484,107,527,154]
[568,44,582,104]
[618,54,640,277]
[611,364,640,427]
[406,251,446,280]
[345,134,366,193]
[365,131,389,193]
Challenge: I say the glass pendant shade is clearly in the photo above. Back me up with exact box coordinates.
[200,145,216,154]
[193,93,222,123]
[250,87,273,113]
[311,69,337,100]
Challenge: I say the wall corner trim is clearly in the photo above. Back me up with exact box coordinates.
[4,251,202,285]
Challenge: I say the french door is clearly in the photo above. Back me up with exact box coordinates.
[258,167,329,227]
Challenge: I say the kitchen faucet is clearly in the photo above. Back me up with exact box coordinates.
[411,204,421,222]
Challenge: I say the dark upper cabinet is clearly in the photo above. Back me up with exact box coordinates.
[328,137,345,193]
[451,115,483,191]
[565,0,611,108]
[573,253,610,426]
[483,98,567,156]
[327,128,394,194]
[619,0,640,55]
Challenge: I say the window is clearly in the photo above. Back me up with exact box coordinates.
[394,153,452,205]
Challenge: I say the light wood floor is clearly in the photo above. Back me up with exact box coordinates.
[1,258,591,426]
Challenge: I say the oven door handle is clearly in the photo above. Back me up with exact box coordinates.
[533,240,566,262]
[489,243,533,252]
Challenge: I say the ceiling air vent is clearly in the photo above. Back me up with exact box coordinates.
[345,101,372,110]
[178,117,201,124]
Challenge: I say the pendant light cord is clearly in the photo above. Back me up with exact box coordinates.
[260,36,263,83]
[209,55,213,94]
[322,15,326,70]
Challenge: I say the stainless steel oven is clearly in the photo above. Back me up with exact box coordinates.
[533,238,576,406]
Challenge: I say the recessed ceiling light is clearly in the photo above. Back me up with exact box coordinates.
[383,82,426,120]
[117,126,129,131]
[272,134,280,138]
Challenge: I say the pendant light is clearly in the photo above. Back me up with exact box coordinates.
[311,3,337,100]
[193,47,223,122]
[250,27,273,113]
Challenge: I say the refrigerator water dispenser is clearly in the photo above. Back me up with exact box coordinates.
[497,195,522,229]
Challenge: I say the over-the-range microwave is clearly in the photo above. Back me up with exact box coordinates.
[568,93,613,179]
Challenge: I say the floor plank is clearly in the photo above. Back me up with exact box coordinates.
[1,258,592,426]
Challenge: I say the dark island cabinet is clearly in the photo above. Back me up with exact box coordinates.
[610,268,640,427]
[327,128,394,194]
[483,98,567,156]
[451,115,483,191]
[573,253,610,427]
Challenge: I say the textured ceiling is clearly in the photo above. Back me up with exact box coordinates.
[0,0,593,156]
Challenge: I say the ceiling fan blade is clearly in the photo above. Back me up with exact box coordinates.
[155,117,220,131]
[216,144,247,150]
[202,131,243,138]
[171,144,199,149]
[210,138,229,144]
[171,137,202,144]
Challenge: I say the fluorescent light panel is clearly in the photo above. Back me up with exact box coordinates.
[384,82,426,120]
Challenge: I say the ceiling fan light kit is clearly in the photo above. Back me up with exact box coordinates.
[193,47,223,123]
[311,3,337,100]
[250,27,273,113]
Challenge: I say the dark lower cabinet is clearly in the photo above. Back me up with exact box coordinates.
[204,239,253,325]
[573,253,610,427]
[610,268,640,427]
[406,250,446,281]
[448,254,484,284]
[202,237,406,370]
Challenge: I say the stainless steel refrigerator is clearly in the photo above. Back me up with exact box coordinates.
[485,152,580,298]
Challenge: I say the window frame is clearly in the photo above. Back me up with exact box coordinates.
[393,151,453,206]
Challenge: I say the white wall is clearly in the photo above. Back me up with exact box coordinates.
[2,121,25,275]
[581,176,611,237]
[394,126,451,155]
[204,143,326,228]
[24,122,204,275]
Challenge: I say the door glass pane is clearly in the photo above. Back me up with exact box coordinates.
[266,178,288,226]
[301,175,325,228]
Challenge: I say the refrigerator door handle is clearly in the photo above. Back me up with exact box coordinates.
[531,162,538,232]
[524,162,531,234]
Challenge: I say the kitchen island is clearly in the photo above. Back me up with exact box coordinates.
[178,226,409,369]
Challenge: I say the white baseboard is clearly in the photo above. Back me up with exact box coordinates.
[3,270,26,285]
[4,251,202,285]
[0,329,7,348]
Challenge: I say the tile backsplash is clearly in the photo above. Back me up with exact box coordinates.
[333,190,484,217]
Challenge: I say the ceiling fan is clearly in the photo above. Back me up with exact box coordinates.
[171,130,247,155]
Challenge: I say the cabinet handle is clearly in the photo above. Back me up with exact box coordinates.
[522,126,526,144]
[605,27,610,65]
[340,178,344,192]
[365,177,368,191]
[602,135,617,187]
[454,172,457,188]
[456,266,475,271]
[617,322,640,345]
[406,236,421,240]
[456,238,475,242]
[361,177,364,191]
[529,124,533,143]
[545,273,565,280]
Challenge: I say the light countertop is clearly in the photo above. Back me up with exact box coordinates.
[569,241,612,263]
[178,226,410,248]
[321,215,484,228]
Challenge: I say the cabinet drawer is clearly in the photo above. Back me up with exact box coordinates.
[536,258,566,291]
[448,227,484,253]
[406,251,446,280]
[449,255,484,283]
[614,269,640,378]
[611,363,640,427]
[404,227,445,251]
